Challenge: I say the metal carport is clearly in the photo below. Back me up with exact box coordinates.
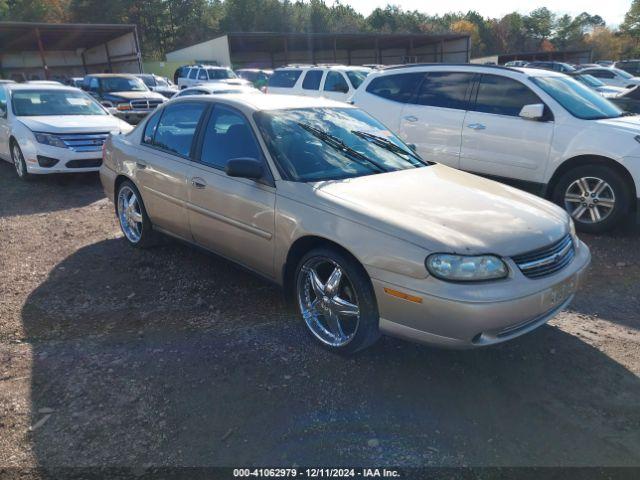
[0,22,142,81]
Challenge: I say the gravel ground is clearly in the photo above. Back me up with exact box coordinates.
[0,161,639,469]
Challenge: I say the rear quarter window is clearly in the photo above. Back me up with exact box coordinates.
[365,73,423,103]
[268,70,302,88]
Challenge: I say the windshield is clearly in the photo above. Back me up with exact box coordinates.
[254,107,428,182]
[207,69,237,80]
[138,75,155,87]
[12,89,106,116]
[101,77,148,92]
[613,68,634,79]
[576,74,604,88]
[531,76,623,120]
[345,70,370,89]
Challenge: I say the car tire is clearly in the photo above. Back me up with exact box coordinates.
[115,180,158,248]
[552,165,631,234]
[294,246,380,354]
[10,141,32,181]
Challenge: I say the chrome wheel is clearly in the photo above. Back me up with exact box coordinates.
[117,186,144,243]
[12,144,25,177]
[564,176,615,224]
[297,257,360,347]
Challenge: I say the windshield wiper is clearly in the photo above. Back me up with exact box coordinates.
[351,130,425,165]
[297,123,387,173]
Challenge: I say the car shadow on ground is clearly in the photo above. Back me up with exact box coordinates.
[0,161,104,217]
[21,237,640,467]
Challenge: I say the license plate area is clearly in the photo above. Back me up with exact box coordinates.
[542,274,577,311]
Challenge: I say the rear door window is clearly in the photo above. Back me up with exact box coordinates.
[268,70,302,88]
[198,69,208,81]
[302,70,323,90]
[471,74,542,117]
[151,102,207,157]
[365,72,423,103]
[589,69,615,79]
[323,71,349,93]
[413,72,474,110]
[188,68,198,80]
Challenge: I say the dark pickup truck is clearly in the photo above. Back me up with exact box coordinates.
[82,74,165,124]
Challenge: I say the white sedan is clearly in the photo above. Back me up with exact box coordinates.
[578,67,640,89]
[0,84,132,180]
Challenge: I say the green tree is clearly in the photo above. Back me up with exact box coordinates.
[524,7,554,39]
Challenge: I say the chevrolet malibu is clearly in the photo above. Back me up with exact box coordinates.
[100,94,591,353]
[0,84,132,179]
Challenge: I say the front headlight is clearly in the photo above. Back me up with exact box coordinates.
[116,102,132,111]
[426,254,508,282]
[34,132,67,149]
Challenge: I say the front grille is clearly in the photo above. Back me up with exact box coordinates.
[130,99,163,110]
[512,234,575,279]
[58,133,109,152]
[65,159,102,169]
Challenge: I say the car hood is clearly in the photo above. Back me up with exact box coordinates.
[597,85,627,96]
[105,91,165,100]
[594,114,640,132]
[306,165,569,256]
[17,115,127,133]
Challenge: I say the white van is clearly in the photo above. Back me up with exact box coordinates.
[266,65,371,102]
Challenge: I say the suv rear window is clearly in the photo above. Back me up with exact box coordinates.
[268,70,302,88]
[365,73,423,103]
[302,70,323,90]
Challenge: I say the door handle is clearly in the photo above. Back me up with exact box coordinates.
[135,162,147,169]
[191,177,207,189]
[467,123,486,130]
[403,115,418,122]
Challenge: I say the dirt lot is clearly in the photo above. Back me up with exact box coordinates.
[0,161,639,469]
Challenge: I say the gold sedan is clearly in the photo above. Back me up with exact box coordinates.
[100,94,590,353]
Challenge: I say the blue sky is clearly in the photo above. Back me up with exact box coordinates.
[342,0,631,27]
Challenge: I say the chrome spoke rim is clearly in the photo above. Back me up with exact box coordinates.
[117,186,143,243]
[13,145,24,176]
[564,176,615,224]
[297,257,360,347]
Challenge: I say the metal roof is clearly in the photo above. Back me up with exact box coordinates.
[0,22,137,53]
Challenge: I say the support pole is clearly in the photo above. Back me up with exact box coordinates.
[283,37,289,66]
[35,27,49,80]
[333,37,337,63]
[105,42,113,73]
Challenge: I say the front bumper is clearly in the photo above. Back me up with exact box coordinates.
[24,144,103,174]
[373,240,591,348]
[113,110,153,125]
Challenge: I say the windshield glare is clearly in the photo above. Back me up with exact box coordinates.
[531,76,622,120]
[12,90,106,116]
[255,107,427,182]
[345,70,370,89]
[102,77,148,92]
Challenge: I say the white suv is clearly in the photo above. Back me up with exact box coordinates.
[352,64,640,232]
[266,65,371,102]
[177,65,250,90]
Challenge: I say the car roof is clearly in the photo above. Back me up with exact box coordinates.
[171,93,350,111]
[5,83,79,91]
[86,73,138,78]
[182,83,255,92]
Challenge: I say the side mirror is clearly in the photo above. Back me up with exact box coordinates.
[225,158,263,180]
[519,103,545,120]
